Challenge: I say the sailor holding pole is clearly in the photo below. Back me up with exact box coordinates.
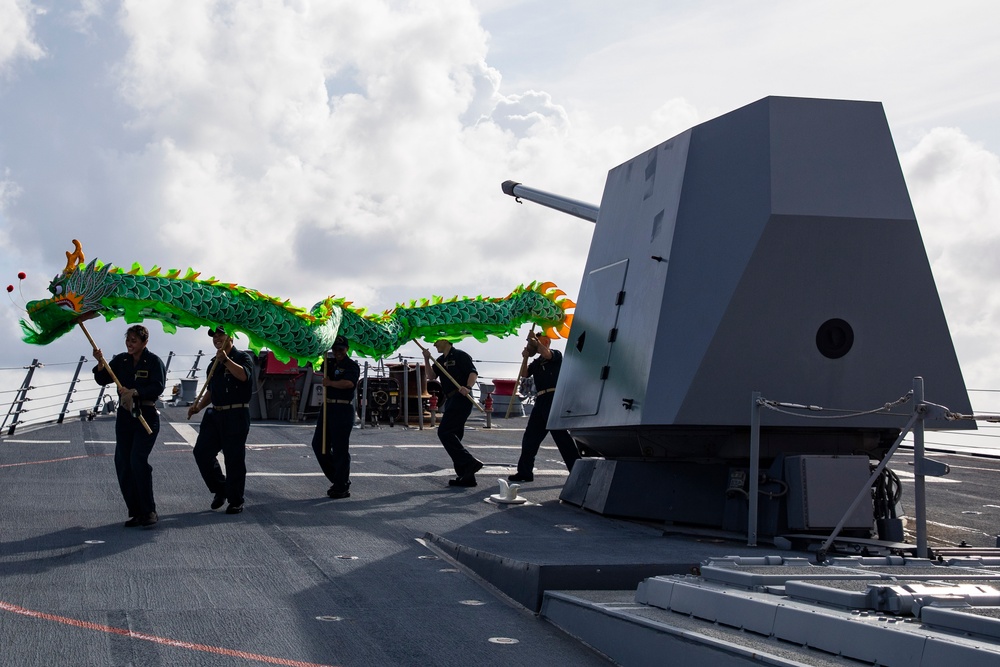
[311,335,359,499]
[421,339,484,487]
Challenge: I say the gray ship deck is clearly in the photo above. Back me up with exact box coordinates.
[3,405,1000,666]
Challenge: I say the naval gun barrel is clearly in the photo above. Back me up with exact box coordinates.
[501,180,600,223]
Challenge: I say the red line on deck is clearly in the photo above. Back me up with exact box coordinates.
[0,600,338,667]
[0,454,100,468]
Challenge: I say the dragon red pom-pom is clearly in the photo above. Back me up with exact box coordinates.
[18,272,26,280]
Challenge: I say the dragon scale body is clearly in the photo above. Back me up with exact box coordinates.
[22,242,574,367]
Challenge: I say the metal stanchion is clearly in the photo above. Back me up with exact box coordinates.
[913,376,927,558]
[3,359,39,436]
[359,362,369,429]
[415,360,424,430]
[57,356,86,424]
[748,391,761,547]
[402,360,409,427]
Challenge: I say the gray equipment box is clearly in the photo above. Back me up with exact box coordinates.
[785,455,872,530]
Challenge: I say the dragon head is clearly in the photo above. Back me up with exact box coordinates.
[21,240,115,345]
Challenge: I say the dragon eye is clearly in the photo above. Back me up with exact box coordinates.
[54,285,63,295]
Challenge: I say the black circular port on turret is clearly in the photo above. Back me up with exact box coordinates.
[816,319,854,359]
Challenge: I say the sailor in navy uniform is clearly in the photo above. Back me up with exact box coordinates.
[187,326,255,514]
[311,335,360,499]
[91,324,166,528]
[422,339,484,487]
[509,332,580,482]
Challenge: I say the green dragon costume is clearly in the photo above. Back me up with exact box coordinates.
[21,240,574,367]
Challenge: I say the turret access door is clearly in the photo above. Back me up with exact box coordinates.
[553,259,628,418]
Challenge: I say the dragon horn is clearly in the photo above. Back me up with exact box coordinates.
[64,239,85,274]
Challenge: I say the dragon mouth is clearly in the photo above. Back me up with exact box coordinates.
[22,296,92,345]
[27,295,83,316]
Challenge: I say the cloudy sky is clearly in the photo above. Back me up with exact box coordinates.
[1,0,999,412]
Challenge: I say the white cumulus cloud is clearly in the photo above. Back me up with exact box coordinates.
[0,0,45,75]
[902,128,1000,390]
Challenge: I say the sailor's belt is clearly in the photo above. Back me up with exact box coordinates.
[326,399,352,404]
[139,400,157,406]
[214,403,249,411]
[536,388,556,396]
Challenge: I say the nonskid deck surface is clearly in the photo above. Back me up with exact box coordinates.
[0,406,614,666]
[3,405,1000,666]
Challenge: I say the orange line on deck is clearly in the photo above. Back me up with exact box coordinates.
[0,454,107,468]
[0,600,338,667]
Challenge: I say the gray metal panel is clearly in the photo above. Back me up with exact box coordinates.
[601,134,690,425]
[646,101,773,429]
[666,582,781,635]
[768,97,914,221]
[922,606,1000,641]
[784,455,872,530]
[550,133,690,430]
[558,456,595,506]
[783,579,872,609]
[922,635,1000,666]
[540,593,791,667]
[700,563,878,587]
[580,459,729,524]
[552,259,628,418]
[581,458,619,513]
[674,214,970,427]
[771,603,928,665]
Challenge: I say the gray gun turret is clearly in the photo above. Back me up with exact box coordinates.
[502,96,973,536]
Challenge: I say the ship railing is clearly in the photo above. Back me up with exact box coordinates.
[0,352,208,436]
[1,351,523,436]
[750,377,1000,561]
